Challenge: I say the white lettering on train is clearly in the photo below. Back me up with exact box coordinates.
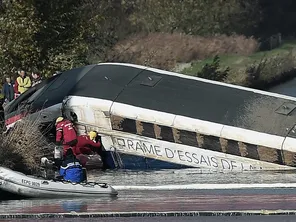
[114,137,261,171]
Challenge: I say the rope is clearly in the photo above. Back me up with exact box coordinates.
[51,178,108,188]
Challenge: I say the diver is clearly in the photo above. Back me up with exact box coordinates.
[59,148,86,183]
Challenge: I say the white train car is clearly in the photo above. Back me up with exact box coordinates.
[5,63,296,171]
[56,63,296,172]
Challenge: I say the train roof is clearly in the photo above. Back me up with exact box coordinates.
[31,63,296,137]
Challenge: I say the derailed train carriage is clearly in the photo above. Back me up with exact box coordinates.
[4,73,62,138]
[4,63,296,171]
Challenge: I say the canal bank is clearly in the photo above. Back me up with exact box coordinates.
[181,39,296,91]
[2,211,296,221]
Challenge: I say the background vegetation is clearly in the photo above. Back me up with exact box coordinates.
[1,0,296,87]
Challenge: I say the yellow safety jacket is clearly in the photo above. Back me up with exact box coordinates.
[17,76,31,94]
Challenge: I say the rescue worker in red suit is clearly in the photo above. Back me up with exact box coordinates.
[55,117,78,156]
[75,131,102,155]
[75,131,109,170]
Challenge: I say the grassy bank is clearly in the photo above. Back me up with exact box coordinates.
[108,33,258,71]
[109,33,296,89]
[181,40,296,88]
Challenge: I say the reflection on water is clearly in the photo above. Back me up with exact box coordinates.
[61,200,87,212]
[0,196,118,214]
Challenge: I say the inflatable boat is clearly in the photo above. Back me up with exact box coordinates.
[0,167,118,198]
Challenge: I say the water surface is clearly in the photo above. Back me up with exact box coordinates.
[1,169,296,215]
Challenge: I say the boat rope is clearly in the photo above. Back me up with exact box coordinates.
[51,178,108,188]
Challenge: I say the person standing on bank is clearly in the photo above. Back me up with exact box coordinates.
[31,71,42,87]
[2,77,15,103]
[13,76,20,99]
[17,70,31,94]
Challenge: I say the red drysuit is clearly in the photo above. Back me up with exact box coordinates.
[74,135,101,155]
[56,119,78,154]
